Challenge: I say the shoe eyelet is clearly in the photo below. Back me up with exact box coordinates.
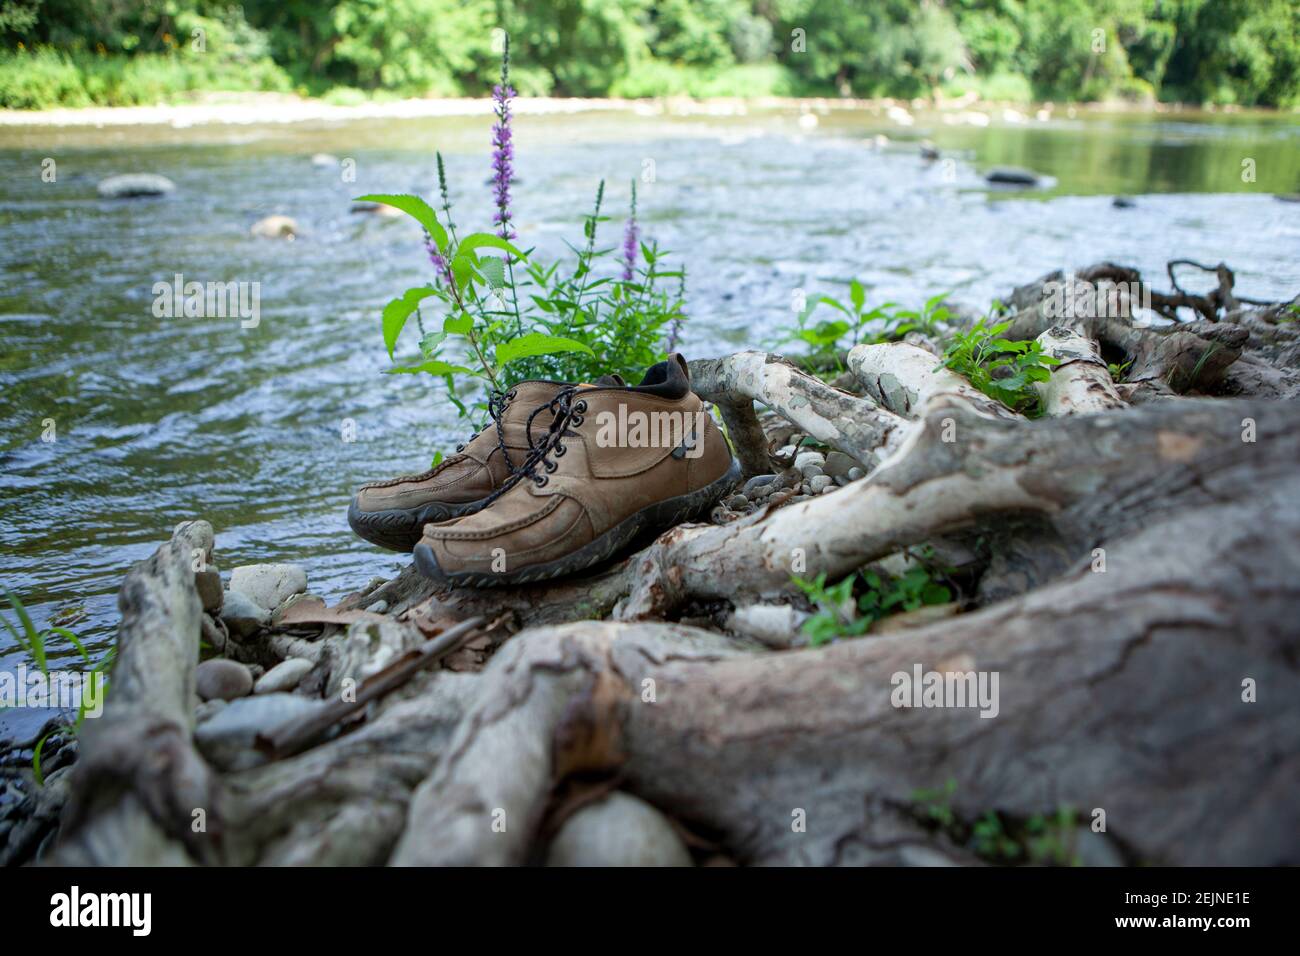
[454,443,465,453]
[507,390,517,401]
[535,475,549,487]
[554,444,566,457]
[544,459,558,473]
[574,400,588,414]
[570,414,584,428]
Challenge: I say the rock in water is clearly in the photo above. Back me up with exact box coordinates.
[250,215,299,239]
[984,166,1040,186]
[228,563,308,612]
[310,153,339,168]
[254,658,313,695]
[195,659,253,702]
[545,792,692,867]
[97,174,176,198]
[194,693,325,771]
[219,590,269,638]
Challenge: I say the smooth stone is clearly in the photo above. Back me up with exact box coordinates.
[742,474,777,497]
[229,563,307,612]
[195,659,253,702]
[194,699,227,725]
[793,451,826,471]
[97,173,175,198]
[194,568,223,613]
[219,590,269,639]
[726,494,749,510]
[546,792,692,867]
[985,166,1039,186]
[834,475,850,487]
[823,451,857,480]
[363,599,388,614]
[254,658,313,695]
[195,693,326,771]
[808,475,833,495]
[847,467,866,481]
[250,214,299,239]
[1112,196,1136,209]
[800,465,824,480]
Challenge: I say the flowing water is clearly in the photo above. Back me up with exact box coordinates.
[1,103,1298,736]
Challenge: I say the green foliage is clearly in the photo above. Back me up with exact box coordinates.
[784,283,952,370]
[793,559,952,647]
[4,0,1297,107]
[3,587,113,785]
[370,168,683,424]
[910,780,1082,866]
[940,317,1059,415]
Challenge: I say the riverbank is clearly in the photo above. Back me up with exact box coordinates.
[2,89,1284,129]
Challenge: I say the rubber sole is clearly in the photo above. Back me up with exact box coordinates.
[347,495,493,553]
[413,457,743,587]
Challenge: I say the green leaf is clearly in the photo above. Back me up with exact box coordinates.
[418,332,446,357]
[382,287,438,360]
[477,256,507,289]
[443,314,473,335]
[457,232,527,260]
[495,333,595,367]
[449,255,476,291]
[850,279,866,312]
[354,194,447,253]
[431,451,444,468]
[385,360,473,376]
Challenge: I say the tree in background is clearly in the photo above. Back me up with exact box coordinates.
[2,0,1297,108]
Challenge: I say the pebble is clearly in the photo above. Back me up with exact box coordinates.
[546,792,692,867]
[726,494,749,510]
[250,214,299,239]
[794,451,826,472]
[823,451,857,480]
[847,467,865,481]
[219,590,269,639]
[363,599,389,614]
[97,173,175,198]
[742,474,778,497]
[808,475,833,495]
[985,166,1040,186]
[194,568,223,612]
[195,694,326,772]
[254,658,314,695]
[229,563,308,612]
[195,659,253,702]
[800,465,824,480]
[194,699,227,725]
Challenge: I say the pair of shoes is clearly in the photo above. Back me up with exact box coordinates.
[347,354,741,587]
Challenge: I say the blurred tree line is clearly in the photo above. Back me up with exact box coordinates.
[2,0,1297,108]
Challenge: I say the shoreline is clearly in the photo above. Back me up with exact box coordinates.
[0,90,1286,129]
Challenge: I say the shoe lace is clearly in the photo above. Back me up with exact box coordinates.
[475,386,588,509]
[453,386,523,475]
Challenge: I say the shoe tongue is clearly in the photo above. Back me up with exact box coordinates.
[591,374,626,387]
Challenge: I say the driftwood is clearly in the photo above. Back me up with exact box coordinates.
[9,260,1299,867]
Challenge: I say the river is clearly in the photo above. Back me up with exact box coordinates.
[1,102,1298,736]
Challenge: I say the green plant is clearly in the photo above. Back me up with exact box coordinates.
[793,559,952,646]
[909,780,1082,866]
[365,47,684,430]
[939,317,1060,415]
[2,588,113,784]
[1107,358,1133,382]
[783,284,952,369]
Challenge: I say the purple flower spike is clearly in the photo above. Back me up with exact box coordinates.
[621,181,639,281]
[491,38,516,245]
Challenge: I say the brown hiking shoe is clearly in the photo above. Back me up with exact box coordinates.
[347,377,622,552]
[412,354,740,586]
